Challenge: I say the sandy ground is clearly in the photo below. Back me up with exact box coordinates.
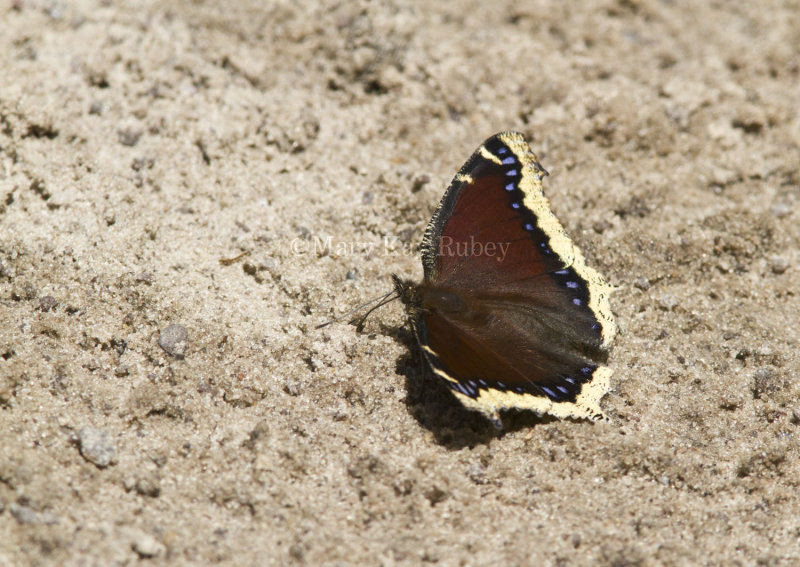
[2,0,799,565]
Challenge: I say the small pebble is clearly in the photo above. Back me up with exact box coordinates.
[9,504,59,525]
[719,392,742,410]
[770,256,789,275]
[769,202,791,219]
[330,401,350,422]
[258,257,277,273]
[284,380,302,397]
[657,294,678,311]
[633,277,650,291]
[158,324,188,358]
[39,295,58,312]
[756,345,774,359]
[118,128,142,147]
[132,532,165,558]
[753,366,774,380]
[10,504,39,524]
[593,219,611,234]
[135,475,161,498]
[411,174,431,193]
[111,337,127,355]
[77,427,117,468]
[466,462,487,484]
[753,366,777,399]
[571,533,582,548]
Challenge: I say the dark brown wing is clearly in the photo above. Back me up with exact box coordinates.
[415,287,610,423]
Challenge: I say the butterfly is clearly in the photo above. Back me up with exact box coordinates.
[393,132,616,428]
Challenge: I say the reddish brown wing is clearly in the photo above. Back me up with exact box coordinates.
[409,132,615,422]
[422,136,567,290]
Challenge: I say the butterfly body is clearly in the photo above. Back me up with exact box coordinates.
[396,132,616,427]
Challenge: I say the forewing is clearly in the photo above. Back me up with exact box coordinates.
[421,131,615,350]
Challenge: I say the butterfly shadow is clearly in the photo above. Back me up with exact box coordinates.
[388,325,556,448]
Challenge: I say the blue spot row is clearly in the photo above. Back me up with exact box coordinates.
[541,377,580,401]
[492,144,519,183]
[488,141,580,284]
[550,267,591,312]
[451,381,476,398]
[451,378,487,398]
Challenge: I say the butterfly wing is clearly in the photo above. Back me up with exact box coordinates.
[414,289,612,424]
[412,132,616,423]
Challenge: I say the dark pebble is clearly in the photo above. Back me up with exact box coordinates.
[593,219,612,234]
[753,366,778,399]
[118,128,142,147]
[39,295,59,312]
[135,475,161,498]
[411,174,430,192]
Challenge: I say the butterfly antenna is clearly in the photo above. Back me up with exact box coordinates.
[315,289,399,330]
[352,292,401,332]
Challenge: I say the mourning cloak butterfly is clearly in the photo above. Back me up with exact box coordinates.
[394,132,616,427]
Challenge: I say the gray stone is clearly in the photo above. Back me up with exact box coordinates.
[78,427,117,468]
[10,504,59,525]
[771,256,789,275]
[38,295,58,312]
[158,324,188,358]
